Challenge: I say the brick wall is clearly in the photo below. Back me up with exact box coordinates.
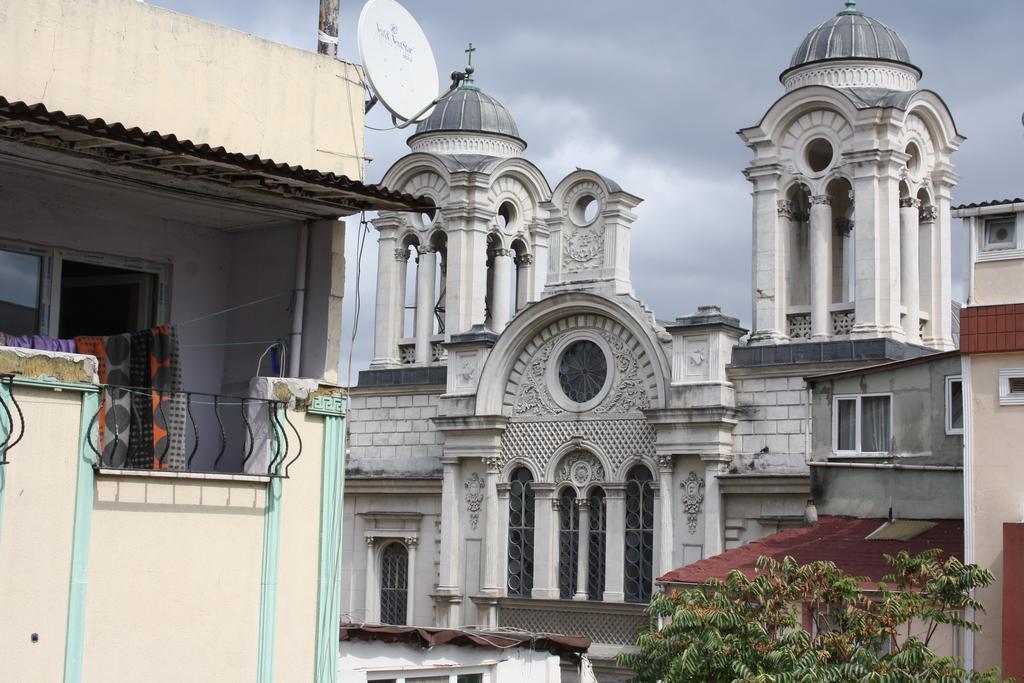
[346,389,444,477]
[732,375,809,472]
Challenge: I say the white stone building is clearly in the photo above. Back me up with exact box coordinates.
[342,4,962,679]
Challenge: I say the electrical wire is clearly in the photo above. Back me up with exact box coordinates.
[346,213,371,389]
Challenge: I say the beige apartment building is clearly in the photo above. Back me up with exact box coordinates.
[956,197,1024,678]
[0,1,424,681]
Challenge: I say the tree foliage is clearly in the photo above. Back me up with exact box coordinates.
[618,550,1008,682]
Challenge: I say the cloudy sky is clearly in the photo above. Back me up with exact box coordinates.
[153,0,1024,377]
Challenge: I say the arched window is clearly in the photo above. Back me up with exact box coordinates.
[624,465,654,603]
[587,487,607,601]
[558,487,579,599]
[380,542,408,625]
[507,468,535,597]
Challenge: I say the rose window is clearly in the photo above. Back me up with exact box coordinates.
[557,340,607,404]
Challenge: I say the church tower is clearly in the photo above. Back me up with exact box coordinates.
[739,1,963,350]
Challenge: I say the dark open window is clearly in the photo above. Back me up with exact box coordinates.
[624,465,654,603]
[507,467,535,597]
[380,542,408,625]
[587,487,607,601]
[558,487,579,599]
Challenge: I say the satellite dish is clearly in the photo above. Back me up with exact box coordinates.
[357,0,440,123]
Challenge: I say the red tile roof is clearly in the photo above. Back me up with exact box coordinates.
[658,516,963,589]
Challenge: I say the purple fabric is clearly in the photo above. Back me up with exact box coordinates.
[3,334,77,353]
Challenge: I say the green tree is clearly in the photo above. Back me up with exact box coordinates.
[618,550,1008,682]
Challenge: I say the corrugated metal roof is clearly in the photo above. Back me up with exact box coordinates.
[0,97,431,214]
[412,85,521,141]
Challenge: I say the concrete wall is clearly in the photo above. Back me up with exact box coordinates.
[973,259,1024,306]
[731,374,811,473]
[346,387,445,478]
[0,385,82,681]
[809,355,963,466]
[0,0,366,179]
[967,351,1024,672]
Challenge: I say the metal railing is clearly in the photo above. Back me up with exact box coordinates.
[84,385,302,477]
[0,374,26,464]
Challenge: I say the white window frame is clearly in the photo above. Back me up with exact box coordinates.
[998,369,1024,406]
[0,237,170,337]
[977,213,1024,262]
[945,375,964,435]
[831,393,894,456]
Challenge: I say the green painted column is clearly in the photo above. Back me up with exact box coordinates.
[0,379,12,545]
[63,388,100,683]
[257,406,287,683]
[309,394,348,683]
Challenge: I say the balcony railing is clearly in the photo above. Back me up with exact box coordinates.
[84,385,301,477]
[0,374,26,464]
[397,336,448,365]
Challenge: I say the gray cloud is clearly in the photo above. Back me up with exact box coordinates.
[153,0,1024,377]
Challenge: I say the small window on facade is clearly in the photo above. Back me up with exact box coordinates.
[983,217,1016,251]
[833,394,892,454]
[558,487,579,599]
[624,465,654,604]
[998,369,1024,406]
[507,468,535,597]
[946,376,964,434]
[0,248,42,336]
[587,487,607,601]
[379,543,409,626]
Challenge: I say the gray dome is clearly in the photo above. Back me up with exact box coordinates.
[412,84,521,141]
[788,5,914,70]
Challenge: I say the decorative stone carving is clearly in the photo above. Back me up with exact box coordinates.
[364,536,377,547]
[485,456,502,473]
[394,248,411,262]
[680,471,706,534]
[500,419,656,476]
[562,229,604,270]
[920,205,939,223]
[656,454,673,471]
[899,196,922,209]
[554,451,606,488]
[776,199,794,219]
[492,247,515,258]
[834,217,855,235]
[464,472,484,530]
[687,341,707,370]
[417,244,439,255]
[810,194,831,206]
[515,253,535,267]
[596,333,650,414]
[512,342,560,416]
[407,536,419,549]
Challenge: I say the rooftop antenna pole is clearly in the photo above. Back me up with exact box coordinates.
[319,0,340,57]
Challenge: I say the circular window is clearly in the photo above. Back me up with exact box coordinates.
[804,138,834,174]
[557,340,608,404]
[570,195,599,226]
[497,201,517,231]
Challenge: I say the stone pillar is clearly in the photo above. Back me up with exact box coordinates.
[490,247,514,331]
[657,456,675,575]
[809,194,833,341]
[531,484,559,599]
[369,217,402,368]
[703,462,724,557]
[482,458,501,595]
[900,197,922,344]
[574,500,591,601]
[436,457,462,625]
[850,166,883,338]
[363,536,377,622]
[603,484,626,602]
[393,248,411,349]
[406,537,418,625]
[747,166,786,344]
[514,252,534,312]
[414,245,437,363]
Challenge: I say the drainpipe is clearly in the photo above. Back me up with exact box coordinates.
[289,222,310,378]
[318,0,340,57]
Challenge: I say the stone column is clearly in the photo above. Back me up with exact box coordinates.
[703,462,724,557]
[657,456,675,575]
[850,165,883,338]
[414,245,437,363]
[490,248,514,331]
[746,165,786,344]
[900,197,922,344]
[514,252,534,312]
[531,484,559,599]
[364,536,377,622]
[393,248,411,350]
[603,484,626,602]
[809,194,833,341]
[369,216,402,368]
[406,537,418,625]
[482,457,501,595]
[574,500,591,601]
[436,457,462,625]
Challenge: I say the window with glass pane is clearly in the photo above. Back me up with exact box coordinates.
[947,378,963,433]
[380,543,408,625]
[860,396,891,452]
[507,468,535,597]
[835,398,857,451]
[984,217,1016,250]
[0,249,42,336]
[457,675,483,683]
[587,487,607,601]
[624,466,654,603]
[558,487,579,599]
